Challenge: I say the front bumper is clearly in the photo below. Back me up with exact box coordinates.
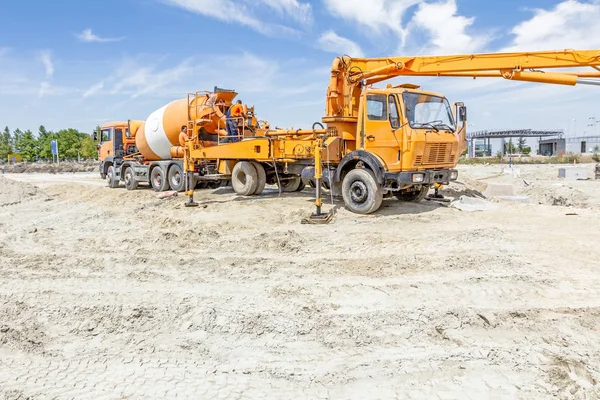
[385,169,458,185]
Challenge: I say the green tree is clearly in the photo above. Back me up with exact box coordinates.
[504,139,516,154]
[517,137,527,153]
[14,129,39,162]
[12,128,23,151]
[55,129,81,159]
[37,125,53,160]
[0,126,13,161]
[81,134,98,159]
[593,145,600,162]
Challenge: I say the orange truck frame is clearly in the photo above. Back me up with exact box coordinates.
[181,49,600,213]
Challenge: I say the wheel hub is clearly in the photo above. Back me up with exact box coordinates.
[350,181,368,203]
[172,172,181,186]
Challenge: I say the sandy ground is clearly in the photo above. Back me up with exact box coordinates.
[1,164,600,399]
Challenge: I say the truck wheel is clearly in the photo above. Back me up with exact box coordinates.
[196,181,208,189]
[342,169,383,214]
[207,181,221,189]
[106,166,120,189]
[232,161,258,196]
[168,164,185,192]
[124,167,138,191]
[250,162,266,195]
[395,185,430,202]
[150,166,170,192]
[279,177,302,192]
[295,180,306,192]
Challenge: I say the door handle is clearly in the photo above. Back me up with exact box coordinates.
[366,135,375,140]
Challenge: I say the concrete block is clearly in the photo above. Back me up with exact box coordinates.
[502,167,521,177]
[495,196,531,204]
[483,184,515,198]
[558,167,589,180]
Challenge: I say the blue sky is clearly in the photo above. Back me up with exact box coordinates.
[2,0,600,140]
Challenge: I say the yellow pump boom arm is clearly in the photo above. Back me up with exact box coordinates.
[326,49,600,120]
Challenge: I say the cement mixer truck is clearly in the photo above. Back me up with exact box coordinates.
[94,87,261,191]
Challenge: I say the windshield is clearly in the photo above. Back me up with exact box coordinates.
[402,92,455,131]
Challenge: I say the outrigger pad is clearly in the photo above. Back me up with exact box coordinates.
[301,211,334,224]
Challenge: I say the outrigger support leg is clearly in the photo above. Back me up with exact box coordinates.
[302,136,334,224]
[184,171,199,208]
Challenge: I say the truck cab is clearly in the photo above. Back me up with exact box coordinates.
[328,84,467,213]
[360,84,466,173]
[94,121,139,179]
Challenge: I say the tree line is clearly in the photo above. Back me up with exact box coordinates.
[0,126,97,163]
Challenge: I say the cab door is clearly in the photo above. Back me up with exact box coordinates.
[363,93,402,171]
[99,128,113,161]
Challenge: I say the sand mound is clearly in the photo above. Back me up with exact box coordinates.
[523,184,589,208]
[2,161,97,174]
[0,176,48,206]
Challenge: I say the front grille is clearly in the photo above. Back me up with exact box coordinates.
[415,155,423,165]
[423,143,452,165]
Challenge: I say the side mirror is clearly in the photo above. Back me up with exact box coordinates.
[389,115,400,130]
[459,106,467,123]
[92,132,98,141]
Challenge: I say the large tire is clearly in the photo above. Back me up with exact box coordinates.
[196,181,208,189]
[168,164,185,192]
[342,169,383,214]
[295,180,306,192]
[250,161,266,195]
[207,181,221,189]
[279,176,302,192]
[231,161,258,196]
[106,166,120,189]
[150,166,170,192]
[394,185,430,202]
[124,167,138,191]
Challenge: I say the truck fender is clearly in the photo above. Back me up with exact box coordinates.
[334,151,386,185]
[101,157,114,173]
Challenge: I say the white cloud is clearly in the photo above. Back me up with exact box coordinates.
[323,0,420,46]
[83,81,105,98]
[40,51,54,79]
[258,0,312,24]
[38,51,54,98]
[318,31,364,57]
[38,81,51,98]
[162,0,311,36]
[504,0,600,51]
[76,29,125,43]
[110,59,194,99]
[411,0,488,54]
[323,0,487,54]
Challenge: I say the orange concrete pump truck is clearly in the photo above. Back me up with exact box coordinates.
[182,49,600,214]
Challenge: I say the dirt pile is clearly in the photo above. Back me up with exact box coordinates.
[523,184,590,208]
[0,176,49,207]
[2,161,97,174]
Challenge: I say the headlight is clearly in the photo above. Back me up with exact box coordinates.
[450,170,458,180]
[412,173,425,183]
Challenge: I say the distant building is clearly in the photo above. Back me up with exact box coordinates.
[566,136,600,154]
[538,138,566,156]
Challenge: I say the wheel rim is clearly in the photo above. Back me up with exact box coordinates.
[236,171,246,185]
[125,172,131,186]
[172,171,181,187]
[153,173,162,188]
[106,170,113,184]
[350,181,368,204]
